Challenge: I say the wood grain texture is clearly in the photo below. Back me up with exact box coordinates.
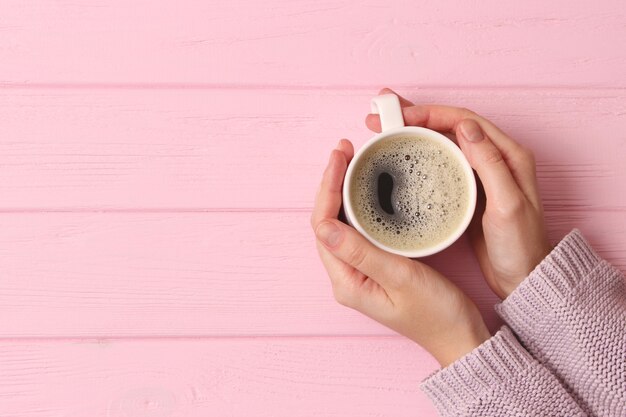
[1,1,625,86]
[1,88,624,210]
[0,210,623,337]
[1,1,625,415]
[0,337,439,416]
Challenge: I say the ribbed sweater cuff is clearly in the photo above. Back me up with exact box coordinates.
[420,326,535,415]
[495,229,600,340]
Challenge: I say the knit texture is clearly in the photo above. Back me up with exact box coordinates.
[421,230,626,416]
[497,230,626,417]
[421,326,586,416]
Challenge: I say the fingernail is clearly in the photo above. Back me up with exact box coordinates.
[460,120,484,142]
[316,221,342,247]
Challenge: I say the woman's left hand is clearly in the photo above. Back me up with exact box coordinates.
[365,89,553,299]
[311,139,490,367]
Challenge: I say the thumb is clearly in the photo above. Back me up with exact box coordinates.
[456,119,522,210]
[315,219,414,290]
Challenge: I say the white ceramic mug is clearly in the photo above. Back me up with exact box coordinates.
[342,94,477,258]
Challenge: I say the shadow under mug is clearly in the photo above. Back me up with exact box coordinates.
[342,94,477,258]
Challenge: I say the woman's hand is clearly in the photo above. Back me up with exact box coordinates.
[311,139,490,367]
[366,89,553,299]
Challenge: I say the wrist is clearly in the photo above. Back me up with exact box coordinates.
[431,320,491,368]
[500,240,554,298]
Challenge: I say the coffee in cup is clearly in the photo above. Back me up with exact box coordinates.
[342,94,476,257]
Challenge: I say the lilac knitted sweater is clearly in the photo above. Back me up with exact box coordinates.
[421,230,626,416]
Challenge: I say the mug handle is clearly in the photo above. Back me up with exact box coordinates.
[370,94,405,132]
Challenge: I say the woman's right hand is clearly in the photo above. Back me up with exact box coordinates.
[366,89,553,299]
[311,140,490,367]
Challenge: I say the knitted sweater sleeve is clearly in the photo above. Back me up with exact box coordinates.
[420,230,626,416]
[496,230,626,416]
[420,326,587,416]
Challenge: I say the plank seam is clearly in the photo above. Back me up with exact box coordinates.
[0,334,409,342]
[1,83,626,92]
[0,207,623,214]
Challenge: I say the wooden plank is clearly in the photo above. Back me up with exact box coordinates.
[0,88,624,210]
[0,210,622,337]
[0,337,439,416]
[1,1,625,86]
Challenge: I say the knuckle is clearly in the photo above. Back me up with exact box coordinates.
[459,107,477,117]
[481,148,504,165]
[518,146,536,164]
[514,146,537,177]
[346,244,368,270]
[332,285,350,306]
[494,194,526,219]
[523,147,536,163]
[524,148,537,172]
[380,259,422,293]
[408,261,429,286]
[331,280,357,308]
[389,260,415,289]
[311,214,324,230]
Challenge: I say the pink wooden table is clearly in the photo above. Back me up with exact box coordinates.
[1,1,625,415]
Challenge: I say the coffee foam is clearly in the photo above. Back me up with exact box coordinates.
[349,135,470,251]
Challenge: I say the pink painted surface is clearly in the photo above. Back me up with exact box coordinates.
[1,0,625,87]
[0,211,624,338]
[0,337,438,417]
[0,89,624,210]
[0,1,624,416]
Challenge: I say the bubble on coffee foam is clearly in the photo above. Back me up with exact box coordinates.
[349,136,470,251]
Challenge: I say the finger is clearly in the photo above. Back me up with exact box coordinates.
[456,119,525,211]
[440,110,538,205]
[311,148,347,228]
[316,241,390,314]
[378,87,414,107]
[368,104,518,155]
[466,228,503,298]
[367,105,540,206]
[336,138,354,162]
[315,219,415,291]
[365,89,419,133]
[334,139,354,223]
[365,88,415,132]
[366,105,430,133]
